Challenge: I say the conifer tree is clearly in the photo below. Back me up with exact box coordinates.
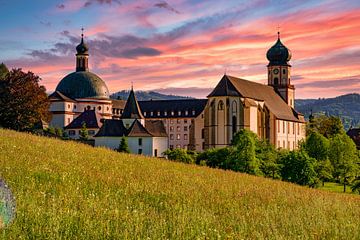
[117,137,130,153]
[79,122,89,140]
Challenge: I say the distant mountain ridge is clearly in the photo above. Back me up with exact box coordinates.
[111,90,194,101]
[295,93,360,129]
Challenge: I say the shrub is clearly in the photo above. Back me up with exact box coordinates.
[164,148,194,164]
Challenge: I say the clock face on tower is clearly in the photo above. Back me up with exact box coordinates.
[273,69,279,74]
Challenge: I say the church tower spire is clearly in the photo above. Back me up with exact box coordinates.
[266,32,295,108]
[75,28,89,72]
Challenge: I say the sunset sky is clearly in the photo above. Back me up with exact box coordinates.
[1,0,360,99]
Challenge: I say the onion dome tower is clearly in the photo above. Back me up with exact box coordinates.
[55,29,110,99]
[266,32,295,108]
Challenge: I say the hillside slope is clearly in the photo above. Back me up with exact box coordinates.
[296,93,360,129]
[0,129,359,239]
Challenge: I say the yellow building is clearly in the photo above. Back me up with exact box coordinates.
[204,34,306,150]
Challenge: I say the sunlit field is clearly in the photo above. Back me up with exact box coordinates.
[0,129,359,239]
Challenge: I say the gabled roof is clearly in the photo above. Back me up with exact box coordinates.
[138,99,208,118]
[121,89,144,119]
[49,91,76,102]
[208,75,303,122]
[95,119,128,137]
[112,99,126,109]
[95,119,167,138]
[127,120,152,137]
[145,120,168,137]
[65,110,103,129]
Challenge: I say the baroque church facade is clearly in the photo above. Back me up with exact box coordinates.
[204,33,306,150]
[48,32,306,155]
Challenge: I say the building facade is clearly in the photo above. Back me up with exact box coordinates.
[204,34,306,150]
[49,33,112,130]
[94,88,168,157]
[138,99,207,152]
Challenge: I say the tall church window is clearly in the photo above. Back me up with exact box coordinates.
[218,100,224,110]
[232,101,237,114]
[232,116,237,135]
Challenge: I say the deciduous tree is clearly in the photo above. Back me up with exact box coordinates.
[0,68,50,131]
[329,133,359,192]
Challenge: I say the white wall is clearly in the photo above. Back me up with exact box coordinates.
[95,136,166,157]
[152,137,168,157]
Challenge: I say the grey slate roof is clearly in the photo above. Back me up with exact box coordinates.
[112,99,126,109]
[208,75,303,122]
[49,91,76,102]
[138,99,208,118]
[65,110,103,129]
[121,89,144,119]
[95,119,167,137]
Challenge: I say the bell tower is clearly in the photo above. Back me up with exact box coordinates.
[75,28,89,72]
[266,32,295,108]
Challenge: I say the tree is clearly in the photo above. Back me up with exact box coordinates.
[315,159,334,186]
[227,129,260,175]
[197,147,233,168]
[307,115,344,137]
[351,179,360,194]
[329,133,359,192]
[303,132,329,161]
[257,140,280,179]
[117,137,130,153]
[0,63,9,79]
[0,68,50,131]
[280,150,318,187]
[79,122,89,140]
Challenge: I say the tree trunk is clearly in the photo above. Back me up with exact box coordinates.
[322,181,325,187]
[343,182,346,193]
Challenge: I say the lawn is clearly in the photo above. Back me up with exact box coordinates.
[319,182,354,194]
[0,129,359,239]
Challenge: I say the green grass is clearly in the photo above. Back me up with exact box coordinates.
[0,129,359,239]
[319,182,354,194]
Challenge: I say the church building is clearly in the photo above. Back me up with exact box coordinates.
[49,32,112,130]
[48,31,306,154]
[204,33,306,150]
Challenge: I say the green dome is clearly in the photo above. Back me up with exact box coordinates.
[56,71,110,99]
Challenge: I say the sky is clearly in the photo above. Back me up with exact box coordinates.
[0,0,359,99]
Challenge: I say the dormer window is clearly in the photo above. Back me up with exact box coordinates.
[150,112,153,116]
[171,111,174,116]
[185,110,188,116]
[144,112,147,116]
[192,110,196,115]
[157,111,160,116]
[178,111,181,116]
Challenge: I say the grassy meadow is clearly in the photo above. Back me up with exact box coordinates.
[0,129,359,239]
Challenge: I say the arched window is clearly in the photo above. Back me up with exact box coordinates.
[218,100,224,110]
[232,101,237,114]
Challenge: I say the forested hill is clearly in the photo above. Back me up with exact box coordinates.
[295,93,360,129]
[111,90,193,101]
